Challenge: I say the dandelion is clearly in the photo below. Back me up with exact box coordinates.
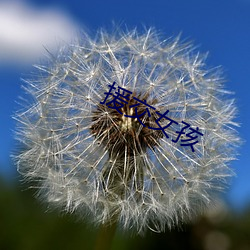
[14,27,240,234]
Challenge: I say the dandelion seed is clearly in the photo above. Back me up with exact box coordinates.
[14,27,240,233]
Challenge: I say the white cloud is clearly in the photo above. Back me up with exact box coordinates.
[0,1,78,65]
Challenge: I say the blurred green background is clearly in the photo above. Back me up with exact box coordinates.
[1,175,250,250]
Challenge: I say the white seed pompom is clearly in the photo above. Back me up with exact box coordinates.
[14,28,240,233]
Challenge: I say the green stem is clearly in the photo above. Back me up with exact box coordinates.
[94,221,117,250]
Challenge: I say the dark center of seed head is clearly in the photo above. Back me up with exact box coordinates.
[90,94,163,160]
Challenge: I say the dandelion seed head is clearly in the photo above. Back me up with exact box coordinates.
[14,27,240,233]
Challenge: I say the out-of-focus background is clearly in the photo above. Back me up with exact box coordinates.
[1,0,249,249]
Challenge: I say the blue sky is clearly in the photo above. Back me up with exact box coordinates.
[0,0,249,210]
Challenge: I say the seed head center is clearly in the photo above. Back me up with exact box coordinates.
[120,108,135,131]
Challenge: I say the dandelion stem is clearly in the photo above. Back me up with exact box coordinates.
[94,221,117,250]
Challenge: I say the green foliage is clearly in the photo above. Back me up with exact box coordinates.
[1,177,250,250]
